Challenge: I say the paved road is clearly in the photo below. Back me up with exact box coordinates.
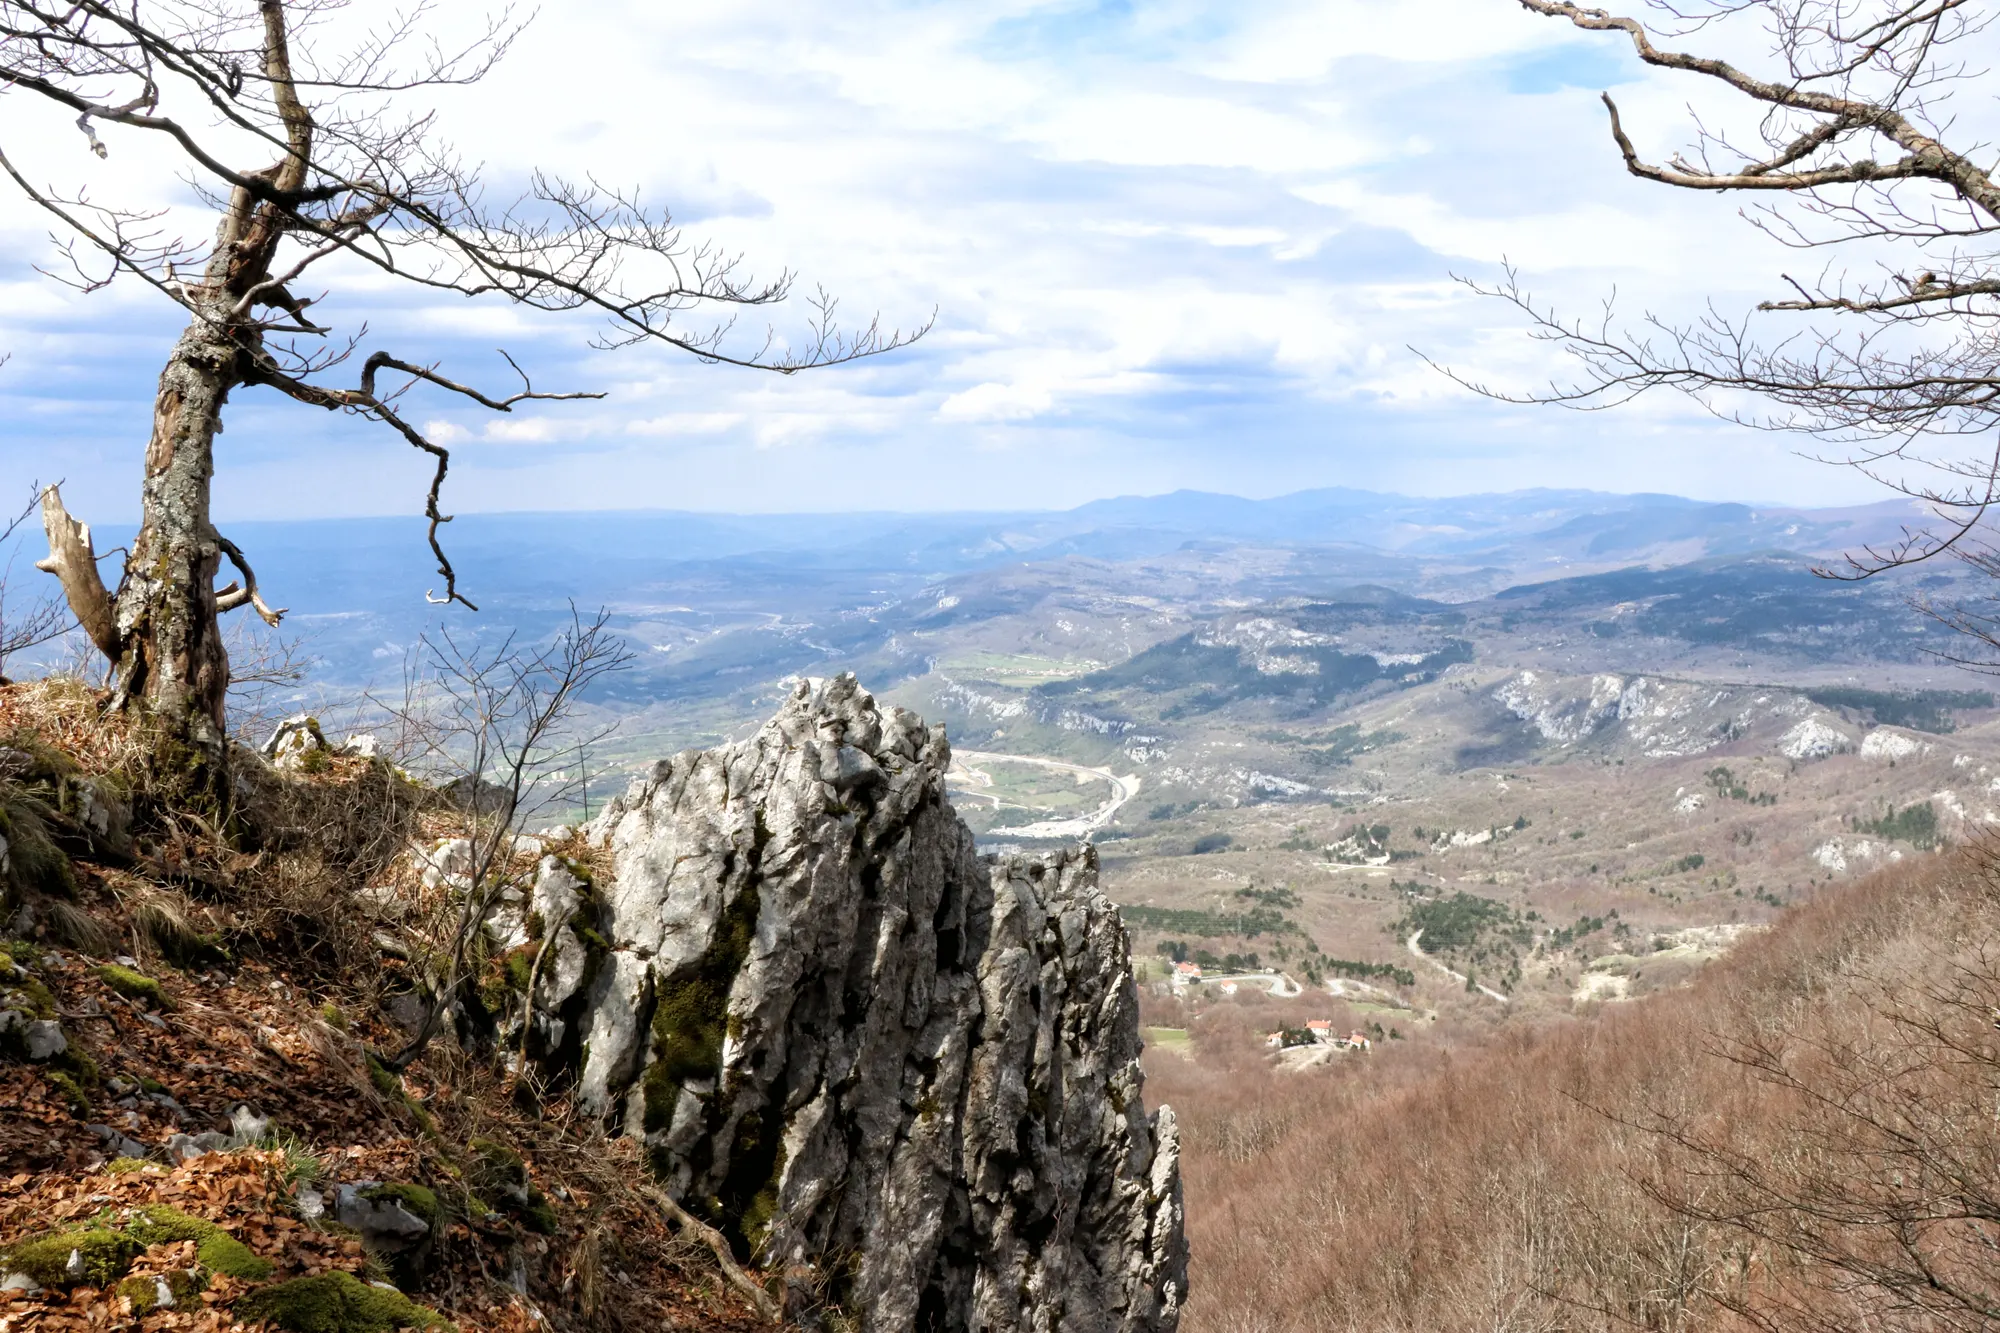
[1407,930,1511,1004]
[1196,972,1304,998]
[952,750,1140,840]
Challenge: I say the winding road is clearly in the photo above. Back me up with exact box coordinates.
[1197,972,1305,998]
[951,750,1140,840]
[1407,930,1511,1004]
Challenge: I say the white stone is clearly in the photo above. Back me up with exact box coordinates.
[1860,729,1928,762]
[262,714,329,771]
[24,1019,66,1061]
[1779,717,1853,761]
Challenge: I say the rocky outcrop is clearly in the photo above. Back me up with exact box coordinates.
[528,675,1184,1331]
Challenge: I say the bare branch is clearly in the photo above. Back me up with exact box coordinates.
[213,533,285,627]
[32,482,119,661]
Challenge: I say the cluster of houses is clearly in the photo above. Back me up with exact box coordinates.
[1168,960,1266,998]
[1267,1019,1374,1053]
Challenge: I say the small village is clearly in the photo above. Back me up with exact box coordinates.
[1166,962,1373,1054]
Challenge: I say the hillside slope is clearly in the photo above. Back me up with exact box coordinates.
[1148,847,2000,1331]
[0,675,1183,1332]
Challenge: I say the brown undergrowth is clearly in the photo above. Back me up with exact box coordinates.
[1152,845,2000,1332]
[0,679,773,1331]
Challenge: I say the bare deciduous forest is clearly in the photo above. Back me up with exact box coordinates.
[1152,849,2000,1332]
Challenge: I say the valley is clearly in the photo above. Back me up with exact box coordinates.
[107,486,1996,1034]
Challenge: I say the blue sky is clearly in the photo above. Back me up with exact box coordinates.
[0,0,1921,520]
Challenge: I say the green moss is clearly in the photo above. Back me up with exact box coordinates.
[365,1052,401,1097]
[359,1183,439,1229]
[716,1110,789,1256]
[364,1054,436,1132]
[3,1227,140,1286]
[466,1139,555,1233]
[43,1069,90,1116]
[505,947,536,991]
[117,1268,203,1313]
[0,728,79,782]
[298,748,331,775]
[57,1047,100,1087]
[467,1138,523,1188]
[643,881,760,1139]
[518,1186,557,1235]
[320,1003,349,1032]
[9,976,56,1017]
[136,1074,167,1094]
[96,964,167,1008]
[103,1157,160,1175]
[125,1205,274,1281]
[233,1270,451,1332]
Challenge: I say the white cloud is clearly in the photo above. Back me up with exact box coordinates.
[939,381,1056,423]
[0,0,1937,517]
[626,413,747,437]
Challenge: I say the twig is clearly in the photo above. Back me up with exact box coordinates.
[643,1184,781,1324]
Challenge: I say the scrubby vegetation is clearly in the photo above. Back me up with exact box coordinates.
[1853,800,1941,851]
[1805,686,1994,734]
[1152,851,2000,1331]
[0,674,773,1331]
[1121,902,1296,939]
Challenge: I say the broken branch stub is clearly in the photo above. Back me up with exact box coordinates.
[33,484,120,660]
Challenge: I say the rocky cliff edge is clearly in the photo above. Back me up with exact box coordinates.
[520,674,1185,1331]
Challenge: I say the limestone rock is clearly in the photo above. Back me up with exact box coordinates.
[544,675,1184,1332]
[333,1183,438,1285]
[24,1018,66,1061]
[261,715,329,771]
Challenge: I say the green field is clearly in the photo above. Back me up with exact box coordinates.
[948,756,1114,832]
[937,652,1103,687]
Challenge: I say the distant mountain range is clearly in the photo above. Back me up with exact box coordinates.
[156,485,1936,601]
[10,487,1957,710]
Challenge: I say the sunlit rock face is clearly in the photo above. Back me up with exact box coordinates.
[547,675,1185,1332]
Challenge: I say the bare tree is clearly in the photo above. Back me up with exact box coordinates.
[1627,878,2000,1332]
[1450,1,2000,653]
[5,1,925,775]
[379,605,632,1073]
[1,485,71,683]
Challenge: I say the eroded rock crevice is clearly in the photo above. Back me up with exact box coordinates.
[536,674,1185,1332]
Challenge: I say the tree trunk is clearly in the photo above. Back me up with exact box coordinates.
[111,324,242,767]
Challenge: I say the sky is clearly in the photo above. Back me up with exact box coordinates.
[0,0,1959,520]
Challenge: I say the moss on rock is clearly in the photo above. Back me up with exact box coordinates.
[124,1204,274,1281]
[643,881,760,1138]
[233,1270,451,1332]
[95,964,167,1008]
[2,1227,140,1286]
[517,1186,558,1235]
[359,1183,439,1229]
[466,1138,556,1234]
[117,1267,204,1314]
[42,1069,91,1116]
